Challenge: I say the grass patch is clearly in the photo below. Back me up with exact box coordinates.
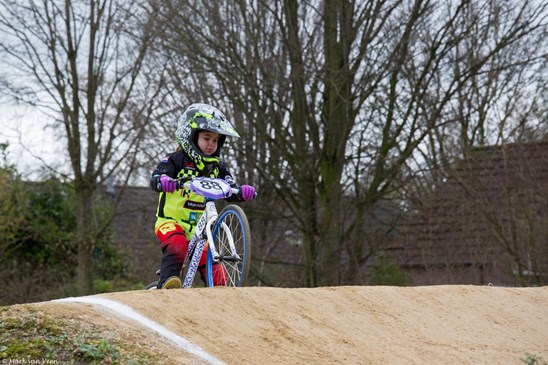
[522,354,548,365]
[0,306,158,364]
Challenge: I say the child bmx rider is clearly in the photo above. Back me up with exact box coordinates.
[150,103,255,289]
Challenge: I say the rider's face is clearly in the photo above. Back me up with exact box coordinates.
[197,131,219,156]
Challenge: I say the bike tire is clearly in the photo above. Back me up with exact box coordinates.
[207,204,251,287]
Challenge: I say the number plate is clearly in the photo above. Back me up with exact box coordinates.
[189,177,233,199]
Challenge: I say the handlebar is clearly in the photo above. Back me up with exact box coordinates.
[176,179,242,195]
[174,178,258,200]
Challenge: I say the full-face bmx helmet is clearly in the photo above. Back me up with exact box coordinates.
[175,103,240,174]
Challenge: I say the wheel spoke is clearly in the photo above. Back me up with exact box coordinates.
[208,205,251,287]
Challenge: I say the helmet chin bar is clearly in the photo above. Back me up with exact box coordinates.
[194,154,220,177]
[203,162,219,176]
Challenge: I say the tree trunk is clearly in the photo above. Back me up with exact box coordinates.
[316,177,343,286]
[75,184,95,295]
[315,0,353,286]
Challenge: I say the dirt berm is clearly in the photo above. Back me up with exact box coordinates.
[7,285,548,364]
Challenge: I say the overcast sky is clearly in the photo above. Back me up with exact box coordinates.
[0,102,62,178]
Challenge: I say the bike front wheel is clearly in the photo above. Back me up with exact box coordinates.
[207,204,251,287]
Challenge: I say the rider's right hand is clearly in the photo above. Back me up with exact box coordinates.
[159,175,177,193]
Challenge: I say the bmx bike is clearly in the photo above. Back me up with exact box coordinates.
[146,177,253,289]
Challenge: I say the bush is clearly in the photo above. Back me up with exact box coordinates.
[368,256,409,286]
[521,354,547,365]
[0,165,139,304]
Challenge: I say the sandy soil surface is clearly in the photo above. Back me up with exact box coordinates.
[11,285,548,364]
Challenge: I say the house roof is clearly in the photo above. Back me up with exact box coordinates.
[104,185,160,281]
[389,140,548,270]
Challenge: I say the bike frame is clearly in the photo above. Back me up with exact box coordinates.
[180,181,241,288]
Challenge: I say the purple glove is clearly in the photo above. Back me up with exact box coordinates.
[160,175,177,193]
[239,185,255,201]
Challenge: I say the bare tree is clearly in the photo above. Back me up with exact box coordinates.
[350,0,547,276]
[393,1,547,286]
[0,0,168,294]
[151,0,546,287]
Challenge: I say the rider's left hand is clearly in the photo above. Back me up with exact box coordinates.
[239,185,255,201]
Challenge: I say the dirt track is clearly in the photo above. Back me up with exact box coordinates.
[12,285,548,364]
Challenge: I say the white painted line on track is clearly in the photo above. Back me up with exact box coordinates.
[54,296,227,365]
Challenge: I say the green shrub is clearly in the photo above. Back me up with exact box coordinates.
[0,163,142,304]
[521,354,547,365]
[368,256,409,286]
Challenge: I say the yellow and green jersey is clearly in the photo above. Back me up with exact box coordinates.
[150,150,239,239]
